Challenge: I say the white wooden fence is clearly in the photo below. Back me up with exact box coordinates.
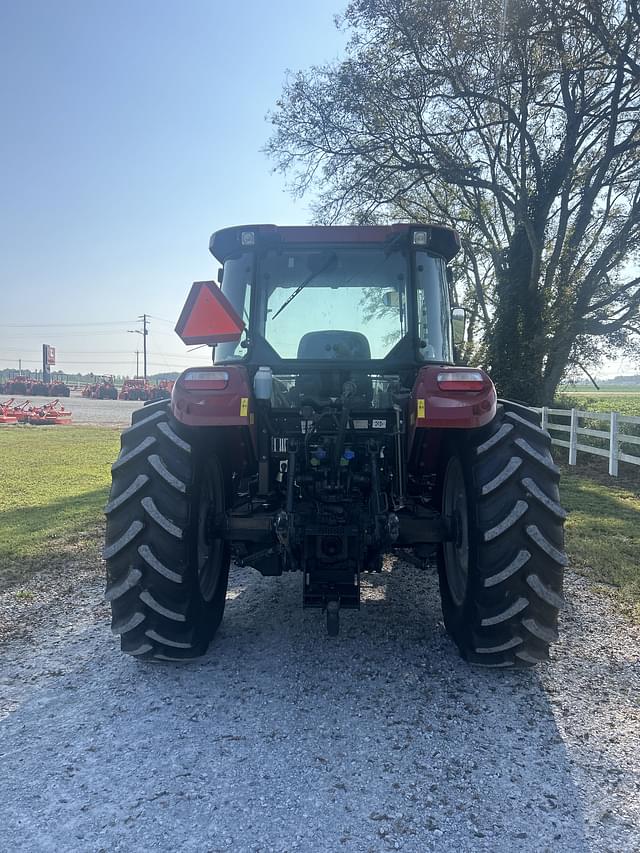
[531,407,640,476]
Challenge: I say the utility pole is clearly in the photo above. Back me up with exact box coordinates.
[128,314,149,380]
[135,349,140,378]
[141,313,148,379]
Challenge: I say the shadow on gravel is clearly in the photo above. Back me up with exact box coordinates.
[0,561,590,853]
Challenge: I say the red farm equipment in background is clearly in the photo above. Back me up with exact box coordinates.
[0,377,70,397]
[119,378,174,401]
[82,377,118,400]
[27,399,73,425]
[118,379,148,401]
[0,398,72,425]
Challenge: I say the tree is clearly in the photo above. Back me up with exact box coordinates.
[266,0,640,404]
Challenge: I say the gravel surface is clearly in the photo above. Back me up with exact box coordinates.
[0,559,638,852]
[4,394,144,427]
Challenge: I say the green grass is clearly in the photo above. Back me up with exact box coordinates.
[0,425,638,623]
[560,457,640,620]
[551,390,638,614]
[0,426,119,589]
[553,391,640,459]
[555,391,640,417]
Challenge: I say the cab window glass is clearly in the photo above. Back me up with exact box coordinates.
[215,253,253,361]
[415,252,452,362]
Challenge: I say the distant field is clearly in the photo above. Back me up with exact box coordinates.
[554,391,640,417]
[0,426,119,588]
[559,384,640,393]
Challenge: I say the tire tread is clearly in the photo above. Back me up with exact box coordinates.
[438,400,567,668]
[104,401,229,660]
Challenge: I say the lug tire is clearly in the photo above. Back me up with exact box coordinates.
[437,400,567,667]
[104,400,230,660]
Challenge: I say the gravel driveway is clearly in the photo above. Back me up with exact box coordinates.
[0,559,638,852]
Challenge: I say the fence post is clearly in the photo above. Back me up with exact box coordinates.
[569,408,578,466]
[609,411,619,477]
[541,406,549,431]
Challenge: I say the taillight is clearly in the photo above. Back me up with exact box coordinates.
[181,369,229,390]
[437,370,485,392]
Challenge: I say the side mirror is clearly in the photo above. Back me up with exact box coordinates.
[382,290,400,308]
[217,267,223,284]
[451,306,466,346]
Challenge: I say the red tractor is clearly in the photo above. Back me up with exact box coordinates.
[83,376,118,400]
[119,379,149,401]
[104,224,566,665]
[49,380,71,397]
[148,379,174,401]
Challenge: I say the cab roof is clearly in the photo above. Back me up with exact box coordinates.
[209,223,460,264]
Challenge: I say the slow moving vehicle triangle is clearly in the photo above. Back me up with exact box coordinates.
[175,281,244,345]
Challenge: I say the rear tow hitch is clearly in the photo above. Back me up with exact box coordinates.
[325,598,340,637]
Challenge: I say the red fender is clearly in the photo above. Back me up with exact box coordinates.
[407,365,497,460]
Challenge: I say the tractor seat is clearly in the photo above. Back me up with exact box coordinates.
[294,330,373,401]
[297,330,371,360]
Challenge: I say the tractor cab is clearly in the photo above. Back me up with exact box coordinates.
[176,223,466,418]
[208,223,458,378]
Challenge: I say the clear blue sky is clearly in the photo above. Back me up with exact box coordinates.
[0,0,346,375]
[0,2,634,380]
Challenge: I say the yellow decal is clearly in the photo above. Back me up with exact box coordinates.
[417,398,426,419]
[240,397,249,417]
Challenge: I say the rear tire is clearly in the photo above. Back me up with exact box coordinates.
[104,400,230,660]
[437,400,567,667]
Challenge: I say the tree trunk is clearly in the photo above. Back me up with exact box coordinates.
[541,334,576,405]
[485,226,547,405]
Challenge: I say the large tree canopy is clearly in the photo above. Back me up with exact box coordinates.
[267,0,640,404]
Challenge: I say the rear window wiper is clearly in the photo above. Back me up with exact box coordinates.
[270,253,337,320]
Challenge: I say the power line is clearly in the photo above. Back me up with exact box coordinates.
[0,331,181,342]
[0,348,141,355]
[0,320,137,328]
[1,328,180,338]
[0,351,198,360]
[1,331,141,339]
[147,315,176,324]
[0,356,202,366]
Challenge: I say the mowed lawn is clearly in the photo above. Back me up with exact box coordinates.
[560,458,640,619]
[0,426,119,589]
[552,389,639,617]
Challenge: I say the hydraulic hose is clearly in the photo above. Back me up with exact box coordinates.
[330,381,356,483]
